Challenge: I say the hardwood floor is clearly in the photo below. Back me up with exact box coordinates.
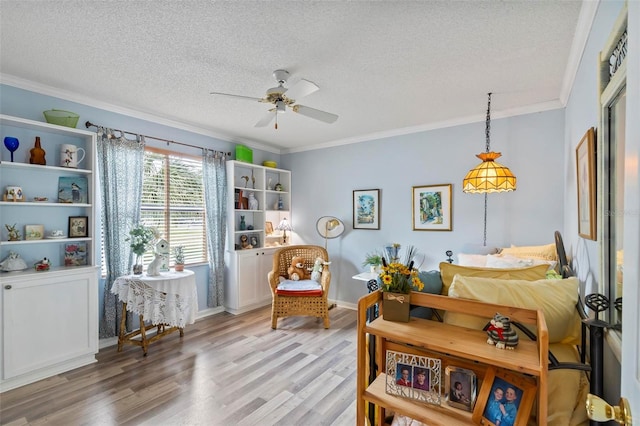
[0,306,358,426]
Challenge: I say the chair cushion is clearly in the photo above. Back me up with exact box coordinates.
[276,279,323,296]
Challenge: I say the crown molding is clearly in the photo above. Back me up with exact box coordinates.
[559,0,600,106]
[0,74,282,155]
[283,99,564,154]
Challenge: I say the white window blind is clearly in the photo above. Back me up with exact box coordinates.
[140,148,207,265]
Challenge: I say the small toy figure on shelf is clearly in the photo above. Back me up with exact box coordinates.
[34,257,51,271]
[5,223,21,241]
[486,313,519,350]
[274,182,283,191]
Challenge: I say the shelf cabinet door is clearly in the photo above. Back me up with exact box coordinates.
[2,269,98,380]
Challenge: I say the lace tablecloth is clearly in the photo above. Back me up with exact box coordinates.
[111,270,197,328]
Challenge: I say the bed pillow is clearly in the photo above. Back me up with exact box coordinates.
[438,262,549,296]
[457,253,488,267]
[485,253,557,270]
[499,243,558,261]
[445,275,581,344]
[410,270,443,319]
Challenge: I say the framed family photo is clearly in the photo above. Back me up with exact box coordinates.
[472,367,536,426]
[445,366,477,412]
[412,184,452,231]
[68,216,89,238]
[353,189,380,230]
[576,127,596,240]
[385,350,441,405]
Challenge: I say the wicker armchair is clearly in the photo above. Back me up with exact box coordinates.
[267,245,331,329]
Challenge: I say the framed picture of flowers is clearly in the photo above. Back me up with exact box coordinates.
[412,184,452,231]
[353,189,380,230]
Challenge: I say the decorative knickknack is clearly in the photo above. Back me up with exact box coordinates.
[383,291,411,322]
[173,245,185,272]
[378,244,424,322]
[29,136,46,165]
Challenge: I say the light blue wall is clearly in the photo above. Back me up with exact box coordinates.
[563,0,628,404]
[0,83,280,317]
[282,108,565,306]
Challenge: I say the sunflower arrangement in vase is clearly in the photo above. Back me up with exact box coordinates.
[379,244,424,322]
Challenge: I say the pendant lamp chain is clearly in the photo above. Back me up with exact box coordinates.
[485,92,491,153]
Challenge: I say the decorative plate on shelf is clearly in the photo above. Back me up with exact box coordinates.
[45,235,67,239]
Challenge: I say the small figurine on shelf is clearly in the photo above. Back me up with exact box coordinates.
[267,178,273,190]
[5,223,21,241]
[248,192,258,210]
[34,257,51,271]
[0,251,28,271]
[486,313,519,350]
[274,182,283,191]
[241,175,249,188]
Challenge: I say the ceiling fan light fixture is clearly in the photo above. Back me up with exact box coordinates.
[276,100,287,112]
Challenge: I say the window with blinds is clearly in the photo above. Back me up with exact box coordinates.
[140,147,207,266]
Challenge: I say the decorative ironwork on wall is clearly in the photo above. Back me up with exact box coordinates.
[609,30,627,77]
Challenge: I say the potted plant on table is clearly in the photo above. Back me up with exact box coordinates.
[126,224,157,275]
[362,250,383,274]
[173,245,185,272]
[379,244,424,322]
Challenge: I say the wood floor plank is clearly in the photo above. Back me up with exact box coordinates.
[0,306,357,425]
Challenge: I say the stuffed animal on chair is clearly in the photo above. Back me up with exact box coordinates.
[309,257,331,282]
[287,256,308,281]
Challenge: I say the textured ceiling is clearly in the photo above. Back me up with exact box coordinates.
[0,1,585,153]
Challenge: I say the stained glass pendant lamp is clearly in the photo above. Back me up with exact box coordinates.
[463,93,516,246]
[463,93,517,193]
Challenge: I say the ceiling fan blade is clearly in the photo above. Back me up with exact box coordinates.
[284,79,319,101]
[210,92,264,102]
[255,111,276,127]
[291,104,338,124]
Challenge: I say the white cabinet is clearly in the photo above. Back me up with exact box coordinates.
[1,267,98,390]
[0,114,99,392]
[228,249,274,313]
[224,160,290,314]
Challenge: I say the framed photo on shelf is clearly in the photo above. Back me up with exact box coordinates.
[353,189,380,230]
[445,366,477,412]
[576,127,596,240]
[412,184,452,231]
[24,224,44,240]
[385,350,442,405]
[472,367,536,426]
[64,242,87,266]
[58,176,88,204]
[68,216,89,238]
[265,221,274,235]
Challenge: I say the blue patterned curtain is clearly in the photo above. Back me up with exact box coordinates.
[97,129,145,338]
[202,150,227,307]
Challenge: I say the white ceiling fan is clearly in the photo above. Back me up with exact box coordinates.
[211,69,338,129]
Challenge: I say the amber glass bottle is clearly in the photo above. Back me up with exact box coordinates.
[29,136,46,165]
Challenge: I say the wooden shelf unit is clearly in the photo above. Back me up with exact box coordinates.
[356,291,549,426]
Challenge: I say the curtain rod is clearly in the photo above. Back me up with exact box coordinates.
[84,121,231,156]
